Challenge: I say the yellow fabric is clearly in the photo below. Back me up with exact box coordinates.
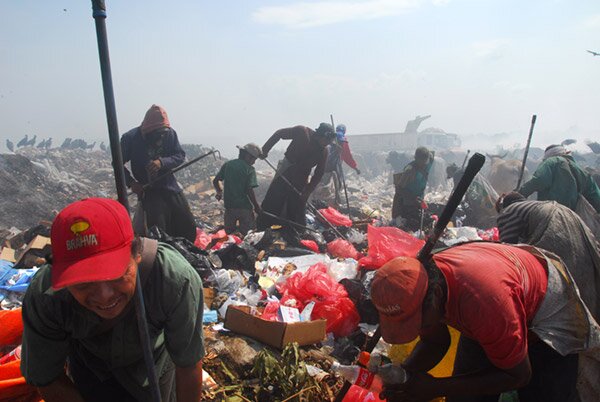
[388,326,461,402]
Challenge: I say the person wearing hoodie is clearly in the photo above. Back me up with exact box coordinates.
[121,105,196,241]
[518,144,600,213]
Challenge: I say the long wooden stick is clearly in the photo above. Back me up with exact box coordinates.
[517,115,537,189]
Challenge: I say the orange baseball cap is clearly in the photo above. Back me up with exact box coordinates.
[371,257,428,344]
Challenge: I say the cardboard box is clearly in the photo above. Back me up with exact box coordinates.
[224,305,326,350]
[14,235,51,269]
[0,247,16,263]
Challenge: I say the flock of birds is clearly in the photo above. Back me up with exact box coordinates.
[5,135,108,152]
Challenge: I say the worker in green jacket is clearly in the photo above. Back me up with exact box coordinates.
[392,146,434,231]
[518,144,600,213]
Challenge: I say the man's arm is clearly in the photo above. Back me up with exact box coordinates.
[38,373,85,402]
[261,126,304,158]
[213,167,224,201]
[158,130,186,171]
[384,357,531,401]
[175,360,203,402]
[519,159,553,197]
[247,188,262,214]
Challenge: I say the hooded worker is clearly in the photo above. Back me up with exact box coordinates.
[121,104,197,241]
[257,123,336,230]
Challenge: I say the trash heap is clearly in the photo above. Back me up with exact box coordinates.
[0,193,503,401]
[0,145,226,235]
[0,145,505,401]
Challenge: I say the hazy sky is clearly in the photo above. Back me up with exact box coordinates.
[2,0,599,156]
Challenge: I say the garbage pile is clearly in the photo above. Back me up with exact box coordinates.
[0,145,226,236]
[0,196,502,401]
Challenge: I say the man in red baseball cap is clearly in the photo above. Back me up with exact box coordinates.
[371,242,599,402]
[21,198,204,402]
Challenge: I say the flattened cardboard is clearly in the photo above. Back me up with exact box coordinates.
[224,305,326,350]
[0,247,16,263]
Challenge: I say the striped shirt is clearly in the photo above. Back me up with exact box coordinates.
[497,200,541,243]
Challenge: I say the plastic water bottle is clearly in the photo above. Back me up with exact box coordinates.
[332,361,381,391]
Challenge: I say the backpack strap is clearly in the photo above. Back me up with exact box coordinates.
[138,237,158,286]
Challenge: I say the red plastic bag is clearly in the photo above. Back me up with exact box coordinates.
[279,264,359,337]
[300,240,320,253]
[318,207,352,227]
[358,225,424,269]
[261,301,281,321]
[194,228,212,249]
[478,227,499,241]
[327,239,360,260]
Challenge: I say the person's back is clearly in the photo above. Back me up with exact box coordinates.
[519,146,600,213]
[497,196,600,318]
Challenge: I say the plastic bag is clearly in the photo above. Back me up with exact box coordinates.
[300,240,320,253]
[358,225,424,269]
[318,207,352,227]
[327,259,359,282]
[214,269,244,295]
[194,228,212,250]
[327,239,360,260]
[278,263,359,337]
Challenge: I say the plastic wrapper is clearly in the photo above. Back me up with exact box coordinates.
[214,269,244,295]
[278,263,360,337]
[318,207,352,227]
[358,225,424,269]
[340,278,379,325]
[327,259,359,282]
[327,239,361,260]
[300,240,320,253]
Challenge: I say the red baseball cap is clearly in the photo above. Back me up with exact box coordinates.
[50,198,133,289]
[371,257,428,344]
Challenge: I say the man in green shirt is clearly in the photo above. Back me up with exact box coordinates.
[392,146,434,231]
[519,144,600,213]
[21,198,204,402]
[213,143,262,235]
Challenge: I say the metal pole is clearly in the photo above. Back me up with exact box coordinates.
[262,158,346,239]
[331,114,351,212]
[516,115,537,189]
[90,2,161,401]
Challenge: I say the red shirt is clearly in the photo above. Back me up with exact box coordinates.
[432,242,548,369]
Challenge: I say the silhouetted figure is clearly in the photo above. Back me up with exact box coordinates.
[61,138,72,148]
[99,142,107,152]
[17,135,28,148]
[45,138,52,149]
[6,139,14,152]
[26,135,37,147]
[71,139,87,149]
[37,139,46,148]
[86,141,96,150]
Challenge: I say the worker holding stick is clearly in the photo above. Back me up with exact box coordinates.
[121,104,197,241]
[257,123,336,230]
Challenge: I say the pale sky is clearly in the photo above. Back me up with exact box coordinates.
[1,0,599,157]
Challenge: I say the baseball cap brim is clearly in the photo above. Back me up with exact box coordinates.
[51,242,132,290]
[378,305,423,345]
